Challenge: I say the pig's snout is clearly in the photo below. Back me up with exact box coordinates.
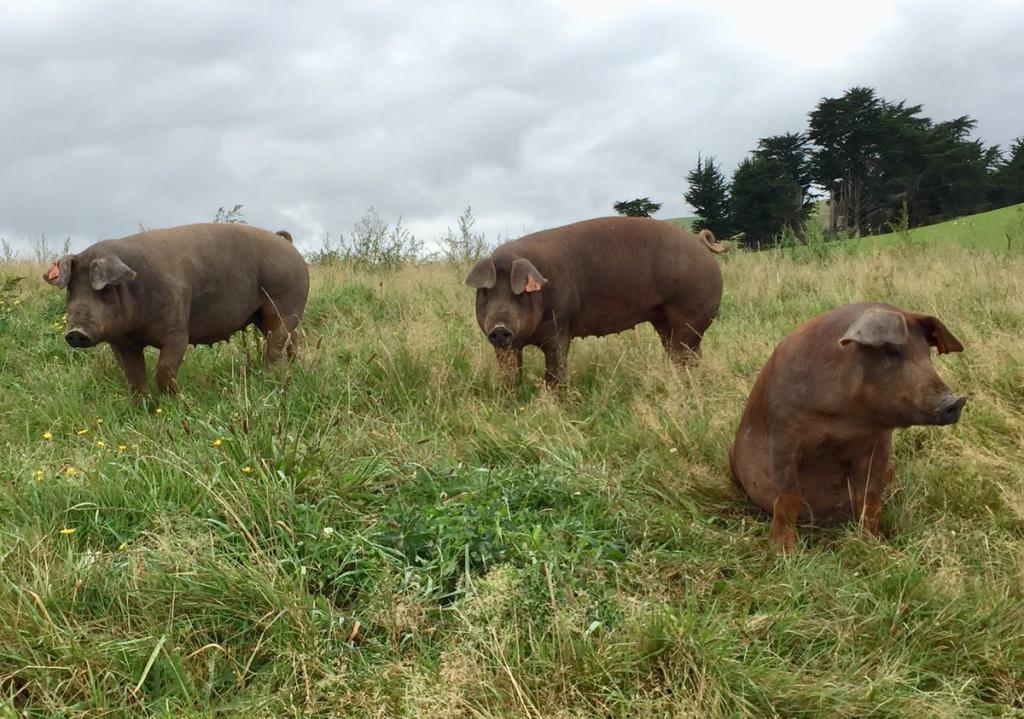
[65,328,95,348]
[487,325,513,348]
[934,394,966,425]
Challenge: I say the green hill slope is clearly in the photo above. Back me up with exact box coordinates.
[850,203,1024,252]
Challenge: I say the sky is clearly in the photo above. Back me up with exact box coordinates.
[1,0,1022,254]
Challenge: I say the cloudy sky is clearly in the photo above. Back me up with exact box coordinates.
[1,0,1021,254]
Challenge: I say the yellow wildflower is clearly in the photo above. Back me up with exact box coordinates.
[64,466,78,476]
[211,438,223,447]
[33,469,43,481]
[155,408,163,415]
[117,542,128,551]
[117,444,128,452]
[241,466,252,474]
[96,418,104,424]
[59,528,76,535]
[96,440,105,448]
[42,431,53,441]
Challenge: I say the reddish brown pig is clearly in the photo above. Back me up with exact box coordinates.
[729,302,966,553]
[43,223,309,395]
[465,217,725,385]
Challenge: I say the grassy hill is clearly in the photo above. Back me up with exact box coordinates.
[672,203,1024,253]
[849,202,1024,253]
[1,227,1022,716]
[664,215,698,231]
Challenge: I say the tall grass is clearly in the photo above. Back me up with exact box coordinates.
[0,237,1022,716]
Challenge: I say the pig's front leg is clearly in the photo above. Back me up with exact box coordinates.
[769,430,803,554]
[541,334,570,387]
[155,334,188,394]
[852,435,893,538]
[111,343,146,396]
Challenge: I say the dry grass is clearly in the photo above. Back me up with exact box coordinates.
[0,226,1022,716]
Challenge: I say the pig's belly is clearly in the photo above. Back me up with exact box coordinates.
[572,305,661,338]
[187,304,261,345]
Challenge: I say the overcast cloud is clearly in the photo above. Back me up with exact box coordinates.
[1,0,1022,254]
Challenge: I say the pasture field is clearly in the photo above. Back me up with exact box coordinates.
[849,203,1024,254]
[0,213,1023,717]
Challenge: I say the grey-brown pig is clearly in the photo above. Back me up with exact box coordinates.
[43,223,309,395]
[465,216,726,385]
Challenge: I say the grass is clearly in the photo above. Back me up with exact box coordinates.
[850,203,1024,253]
[1,226,1023,717]
[664,216,698,231]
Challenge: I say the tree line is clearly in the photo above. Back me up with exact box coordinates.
[616,86,1023,248]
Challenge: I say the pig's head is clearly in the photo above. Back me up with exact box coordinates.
[43,252,138,348]
[465,254,547,348]
[838,307,966,428]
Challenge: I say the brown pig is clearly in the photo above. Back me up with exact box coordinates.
[43,223,309,395]
[465,217,726,385]
[729,302,966,553]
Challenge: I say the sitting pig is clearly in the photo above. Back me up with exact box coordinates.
[43,223,309,395]
[465,217,726,385]
[729,302,966,553]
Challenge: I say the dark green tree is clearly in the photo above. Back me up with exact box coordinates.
[730,156,804,249]
[808,86,889,238]
[613,197,662,217]
[684,155,733,237]
[991,137,1024,207]
[755,132,816,230]
[914,116,992,223]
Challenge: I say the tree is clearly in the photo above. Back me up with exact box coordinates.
[755,132,815,231]
[684,155,733,237]
[613,198,662,217]
[913,116,992,223]
[991,137,1024,207]
[730,156,804,249]
[808,86,889,238]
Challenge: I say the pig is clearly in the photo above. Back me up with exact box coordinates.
[43,223,309,396]
[728,302,966,553]
[464,217,726,385]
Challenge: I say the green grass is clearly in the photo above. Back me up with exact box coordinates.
[664,216,698,231]
[838,203,1024,254]
[1,233,1023,717]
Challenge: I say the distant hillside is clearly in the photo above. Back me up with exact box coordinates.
[851,203,1024,253]
[664,216,697,231]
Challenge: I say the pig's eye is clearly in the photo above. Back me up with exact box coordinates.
[881,345,905,361]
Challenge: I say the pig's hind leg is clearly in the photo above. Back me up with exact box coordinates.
[652,304,705,365]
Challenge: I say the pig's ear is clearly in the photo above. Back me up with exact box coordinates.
[42,255,75,289]
[89,255,137,291]
[465,257,496,289]
[839,308,908,348]
[919,315,964,354]
[510,258,547,295]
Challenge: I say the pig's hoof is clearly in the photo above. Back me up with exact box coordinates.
[769,525,797,555]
